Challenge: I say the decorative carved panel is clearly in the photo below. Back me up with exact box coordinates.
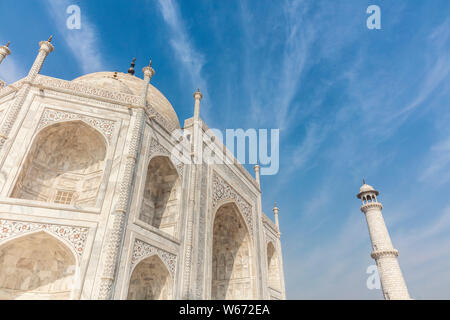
[212,173,253,234]
[0,219,89,257]
[38,108,115,143]
[131,239,177,276]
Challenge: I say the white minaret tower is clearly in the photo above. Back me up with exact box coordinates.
[0,41,11,64]
[357,180,411,300]
[0,42,10,88]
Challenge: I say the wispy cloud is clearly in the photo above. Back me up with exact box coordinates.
[289,123,329,173]
[156,0,209,117]
[0,49,26,84]
[44,0,104,73]
[420,138,450,184]
[388,18,450,123]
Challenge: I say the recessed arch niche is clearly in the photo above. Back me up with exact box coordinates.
[211,202,254,299]
[139,156,180,237]
[0,231,76,300]
[12,121,107,207]
[127,255,172,300]
[267,241,281,291]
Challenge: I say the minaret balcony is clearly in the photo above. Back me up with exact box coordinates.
[360,202,383,212]
[371,249,399,259]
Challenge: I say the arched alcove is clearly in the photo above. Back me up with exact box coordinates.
[139,156,180,236]
[12,121,107,207]
[211,203,253,299]
[0,231,76,300]
[267,242,281,291]
[127,255,172,300]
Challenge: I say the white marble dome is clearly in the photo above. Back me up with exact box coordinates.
[72,71,180,128]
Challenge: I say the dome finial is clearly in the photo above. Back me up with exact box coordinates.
[128,57,136,76]
[48,35,53,43]
[6,41,10,47]
[148,59,152,67]
[363,178,366,185]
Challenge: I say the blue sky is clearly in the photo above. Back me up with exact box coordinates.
[1,0,449,299]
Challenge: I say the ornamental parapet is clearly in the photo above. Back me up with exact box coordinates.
[262,212,279,235]
[371,249,399,259]
[32,75,178,133]
[360,202,383,212]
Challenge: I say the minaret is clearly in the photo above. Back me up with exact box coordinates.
[254,164,261,188]
[273,202,280,230]
[357,180,411,300]
[0,36,54,151]
[98,58,153,299]
[193,88,202,121]
[0,42,11,64]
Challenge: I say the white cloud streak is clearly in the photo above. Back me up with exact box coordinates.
[44,0,104,74]
[0,51,26,84]
[156,0,209,117]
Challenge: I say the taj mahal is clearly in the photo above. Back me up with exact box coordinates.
[0,38,286,300]
[0,36,414,301]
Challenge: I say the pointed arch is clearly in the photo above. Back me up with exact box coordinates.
[267,241,281,292]
[211,202,254,299]
[139,155,180,237]
[127,254,173,300]
[0,231,76,300]
[11,120,107,207]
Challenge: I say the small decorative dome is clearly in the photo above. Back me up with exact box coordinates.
[72,71,180,129]
[357,180,379,199]
[360,184,375,193]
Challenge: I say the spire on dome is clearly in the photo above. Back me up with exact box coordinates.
[6,41,10,47]
[48,35,53,43]
[128,58,136,75]
[363,178,366,185]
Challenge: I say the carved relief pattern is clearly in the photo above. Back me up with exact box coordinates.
[36,76,178,133]
[217,164,256,203]
[0,219,88,257]
[212,173,253,234]
[0,47,51,150]
[148,138,184,178]
[38,108,115,142]
[146,103,178,133]
[196,163,208,299]
[131,239,177,276]
[0,79,25,98]
[0,84,31,149]
[98,108,145,299]
[262,213,279,236]
[37,76,141,105]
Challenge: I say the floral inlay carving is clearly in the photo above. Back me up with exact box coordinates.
[212,173,253,234]
[0,219,89,257]
[131,239,177,276]
[38,108,115,142]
